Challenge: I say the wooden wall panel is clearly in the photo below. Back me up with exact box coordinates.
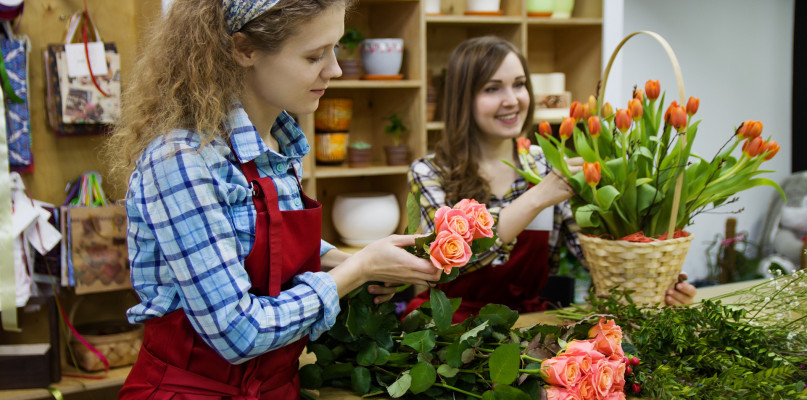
[17,0,161,205]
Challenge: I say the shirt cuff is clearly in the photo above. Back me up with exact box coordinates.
[320,239,336,257]
[294,271,339,340]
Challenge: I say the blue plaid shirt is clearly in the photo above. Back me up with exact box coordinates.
[125,104,339,364]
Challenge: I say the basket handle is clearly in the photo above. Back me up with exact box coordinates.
[597,31,687,239]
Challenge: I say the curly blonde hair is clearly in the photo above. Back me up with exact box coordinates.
[105,0,351,188]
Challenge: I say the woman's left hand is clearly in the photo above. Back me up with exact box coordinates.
[665,273,697,305]
[367,282,402,304]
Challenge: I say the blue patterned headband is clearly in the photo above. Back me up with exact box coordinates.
[222,0,279,34]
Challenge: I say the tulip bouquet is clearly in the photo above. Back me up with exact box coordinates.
[514,80,784,240]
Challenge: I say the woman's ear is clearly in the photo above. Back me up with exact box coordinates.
[231,32,256,68]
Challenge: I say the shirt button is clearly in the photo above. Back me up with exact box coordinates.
[274,163,286,174]
[294,197,302,206]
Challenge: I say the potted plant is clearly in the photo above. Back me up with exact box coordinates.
[347,141,372,168]
[383,113,409,166]
[509,31,785,304]
[337,28,364,79]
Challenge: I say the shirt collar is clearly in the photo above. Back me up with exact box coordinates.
[225,102,310,163]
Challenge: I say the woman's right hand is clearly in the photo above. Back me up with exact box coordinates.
[530,157,584,207]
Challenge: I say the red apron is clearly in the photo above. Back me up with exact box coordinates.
[403,230,550,323]
[120,159,322,400]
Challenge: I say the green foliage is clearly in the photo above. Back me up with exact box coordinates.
[338,28,364,51]
[384,113,408,146]
[348,140,371,150]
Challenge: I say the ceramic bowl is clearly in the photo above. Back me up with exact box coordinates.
[332,192,400,247]
[360,39,404,76]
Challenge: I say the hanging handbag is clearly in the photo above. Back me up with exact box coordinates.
[1,20,32,169]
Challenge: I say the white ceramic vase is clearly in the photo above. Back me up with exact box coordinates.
[552,0,575,19]
[360,39,404,76]
[424,0,441,15]
[332,192,400,247]
[466,0,500,12]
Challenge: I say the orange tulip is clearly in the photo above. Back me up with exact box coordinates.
[628,98,643,121]
[615,109,632,133]
[570,101,584,121]
[670,106,687,132]
[600,102,614,119]
[581,103,592,120]
[645,80,660,100]
[517,137,531,155]
[587,95,599,116]
[686,96,699,116]
[588,116,602,139]
[742,136,765,158]
[737,120,763,140]
[538,120,552,138]
[763,140,780,161]
[633,88,644,101]
[664,100,680,124]
[559,117,575,140]
[583,161,601,186]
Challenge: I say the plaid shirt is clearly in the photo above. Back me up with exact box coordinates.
[408,143,584,275]
[125,104,338,364]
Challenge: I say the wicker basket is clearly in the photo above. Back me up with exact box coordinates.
[578,233,693,305]
[578,31,694,305]
[69,322,143,371]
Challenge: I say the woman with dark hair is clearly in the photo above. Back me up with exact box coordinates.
[109,1,441,398]
[403,36,695,323]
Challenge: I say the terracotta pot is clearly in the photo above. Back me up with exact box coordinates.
[337,58,362,80]
[348,147,372,168]
[315,98,353,132]
[315,132,348,164]
[384,145,409,166]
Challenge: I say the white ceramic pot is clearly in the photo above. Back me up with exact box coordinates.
[552,0,575,19]
[466,0,500,12]
[424,0,441,15]
[332,192,400,247]
[360,39,404,76]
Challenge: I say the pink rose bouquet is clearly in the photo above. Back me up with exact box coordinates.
[540,318,628,400]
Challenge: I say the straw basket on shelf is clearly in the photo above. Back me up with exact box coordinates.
[581,31,694,305]
[68,297,143,371]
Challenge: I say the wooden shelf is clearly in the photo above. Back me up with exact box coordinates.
[426,121,444,131]
[314,164,409,178]
[526,17,602,26]
[1,366,131,400]
[328,80,421,89]
[425,15,524,24]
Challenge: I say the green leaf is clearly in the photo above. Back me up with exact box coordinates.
[406,191,422,234]
[308,343,334,366]
[445,341,467,368]
[351,367,371,394]
[460,321,489,343]
[503,159,542,184]
[409,361,437,394]
[357,341,379,366]
[537,135,570,178]
[573,129,597,161]
[482,390,497,400]
[401,309,424,333]
[322,362,353,380]
[402,330,437,353]
[492,384,532,400]
[477,304,519,329]
[437,364,459,378]
[430,289,453,333]
[434,267,460,284]
[299,364,323,389]
[574,204,604,229]
[471,235,497,254]
[387,372,412,398]
[596,185,621,211]
[346,298,370,337]
[488,343,520,385]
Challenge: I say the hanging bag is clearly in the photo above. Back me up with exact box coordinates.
[0,8,31,169]
[44,5,120,136]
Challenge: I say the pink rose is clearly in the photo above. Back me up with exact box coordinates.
[576,378,596,400]
[541,356,581,388]
[453,199,494,239]
[562,339,604,362]
[589,318,623,357]
[603,392,626,400]
[562,354,593,376]
[608,358,626,391]
[545,386,582,400]
[428,230,472,274]
[434,206,473,243]
[588,318,622,343]
[588,359,616,399]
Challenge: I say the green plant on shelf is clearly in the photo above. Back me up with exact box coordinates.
[349,141,372,150]
[384,113,408,146]
[338,28,364,60]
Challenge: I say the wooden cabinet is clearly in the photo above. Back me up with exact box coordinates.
[304,0,603,247]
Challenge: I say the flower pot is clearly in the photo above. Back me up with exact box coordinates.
[332,192,400,247]
[577,233,693,305]
[337,58,362,80]
[424,0,441,15]
[551,0,574,19]
[347,147,372,168]
[384,145,409,166]
[315,98,353,132]
[466,0,500,12]
[527,0,554,17]
[360,39,403,76]
[315,132,348,164]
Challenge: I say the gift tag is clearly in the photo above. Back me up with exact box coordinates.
[525,206,553,231]
[65,42,108,78]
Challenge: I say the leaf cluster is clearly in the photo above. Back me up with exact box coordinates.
[587,290,807,399]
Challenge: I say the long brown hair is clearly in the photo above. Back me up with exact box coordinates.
[105,0,351,188]
[433,36,534,204]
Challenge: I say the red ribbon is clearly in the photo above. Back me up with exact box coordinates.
[81,6,111,98]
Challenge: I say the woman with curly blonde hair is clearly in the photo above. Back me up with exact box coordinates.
[112,1,441,398]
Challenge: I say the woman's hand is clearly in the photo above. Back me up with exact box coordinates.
[665,273,697,305]
[367,282,403,304]
[529,157,584,207]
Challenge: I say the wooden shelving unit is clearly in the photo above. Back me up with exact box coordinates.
[305,0,604,247]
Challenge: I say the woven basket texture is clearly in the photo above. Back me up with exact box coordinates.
[578,233,693,305]
[70,326,143,372]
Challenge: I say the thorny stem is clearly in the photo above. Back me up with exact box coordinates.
[433,383,483,399]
